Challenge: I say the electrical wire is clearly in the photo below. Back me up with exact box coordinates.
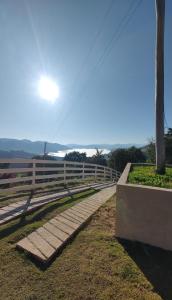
[57,0,143,132]
[95,0,143,69]
[70,0,116,91]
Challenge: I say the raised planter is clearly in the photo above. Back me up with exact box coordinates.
[116,163,172,251]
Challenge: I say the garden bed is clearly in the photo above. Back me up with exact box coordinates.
[128,165,172,189]
[116,163,172,252]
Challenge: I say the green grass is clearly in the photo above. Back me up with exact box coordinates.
[128,166,172,189]
[0,191,168,299]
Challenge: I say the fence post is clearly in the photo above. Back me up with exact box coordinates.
[116,170,118,182]
[64,162,66,184]
[104,167,106,181]
[110,169,112,181]
[32,159,36,188]
[95,165,97,182]
[82,162,85,180]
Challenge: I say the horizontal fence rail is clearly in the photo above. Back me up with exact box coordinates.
[0,159,121,195]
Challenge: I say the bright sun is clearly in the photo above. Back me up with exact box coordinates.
[38,75,59,103]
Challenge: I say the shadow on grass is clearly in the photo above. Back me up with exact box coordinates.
[0,185,66,205]
[118,238,172,300]
[0,190,97,240]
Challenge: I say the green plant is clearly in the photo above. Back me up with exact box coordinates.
[128,166,172,188]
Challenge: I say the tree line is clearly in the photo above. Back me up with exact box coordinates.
[30,128,172,173]
[62,128,172,173]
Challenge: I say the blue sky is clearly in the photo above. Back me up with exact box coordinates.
[0,0,171,145]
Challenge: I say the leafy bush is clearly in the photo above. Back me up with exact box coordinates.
[144,128,172,163]
[64,151,87,162]
[108,147,146,172]
[64,150,107,166]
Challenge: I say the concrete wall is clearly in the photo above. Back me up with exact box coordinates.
[116,163,172,251]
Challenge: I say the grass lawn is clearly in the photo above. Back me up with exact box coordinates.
[1,189,171,299]
[128,165,172,189]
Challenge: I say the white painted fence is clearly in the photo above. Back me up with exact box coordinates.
[0,159,120,194]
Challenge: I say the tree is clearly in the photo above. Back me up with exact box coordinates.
[145,139,156,163]
[88,148,107,166]
[155,0,165,174]
[145,129,172,164]
[64,151,87,162]
[166,128,172,137]
[128,146,146,162]
[108,147,146,172]
[165,128,172,164]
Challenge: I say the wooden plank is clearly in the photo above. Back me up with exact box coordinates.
[76,204,96,214]
[78,201,99,209]
[66,172,82,177]
[74,205,94,215]
[33,159,63,164]
[66,208,87,220]
[35,174,64,180]
[0,184,32,194]
[0,168,32,174]
[76,203,96,212]
[70,206,91,217]
[63,209,83,223]
[0,206,15,212]
[28,232,55,259]
[55,215,79,230]
[0,209,7,215]
[0,158,33,164]
[51,218,75,235]
[35,167,64,172]
[0,176,33,185]
[43,222,69,241]
[36,227,63,249]
[60,212,82,224]
[17,237,46,261]
[8,201,26,207]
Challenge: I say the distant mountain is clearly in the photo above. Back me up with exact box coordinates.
[66,143,144,151]
[0,138,69,155]
[0,138,145,159]
[0,150,35,159]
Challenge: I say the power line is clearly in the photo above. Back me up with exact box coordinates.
[55,0,116,135]
[69,0,116,94]
[55,0,143,139]
[61,0,142,124]
[95,0,143,69]
[75,0,143,103]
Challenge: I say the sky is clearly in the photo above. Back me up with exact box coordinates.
[0,0,171,145]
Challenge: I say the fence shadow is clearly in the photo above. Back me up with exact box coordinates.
[118,238,172,300]
[0,190,97,239]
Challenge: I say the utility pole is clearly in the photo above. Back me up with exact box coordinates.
[155,0,165,174]
[43,141,47,159]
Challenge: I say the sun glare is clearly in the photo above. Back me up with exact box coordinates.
[38,75,59,103]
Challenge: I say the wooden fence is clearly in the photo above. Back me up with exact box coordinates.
[0,159,120,194]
